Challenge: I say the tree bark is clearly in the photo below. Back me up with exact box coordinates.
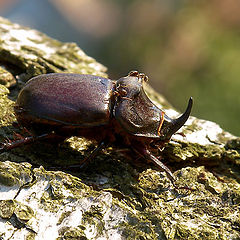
[0,16,240,240]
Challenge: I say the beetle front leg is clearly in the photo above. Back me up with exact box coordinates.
[132,143,195,191]
[131,143,175,184]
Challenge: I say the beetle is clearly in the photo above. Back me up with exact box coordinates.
[0,71,192,184]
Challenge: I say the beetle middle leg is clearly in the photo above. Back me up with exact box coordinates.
[67,140,108,169]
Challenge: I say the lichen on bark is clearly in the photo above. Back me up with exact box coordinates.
[0,16,240,239]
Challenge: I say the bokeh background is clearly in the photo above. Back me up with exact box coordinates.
[0,0,239,135]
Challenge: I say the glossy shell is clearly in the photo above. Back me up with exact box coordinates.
[15,73,114,127]
[113,76,163,138]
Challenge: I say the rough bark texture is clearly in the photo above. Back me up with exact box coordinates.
[0,16,240,240]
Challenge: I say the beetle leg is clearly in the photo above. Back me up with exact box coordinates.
[68,140,107,169]
[0,132,57,152]
[132,143,175,184]
[82,140,107,165]
[132,144,195,191]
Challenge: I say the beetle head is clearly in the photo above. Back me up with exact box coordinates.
[113,72,192,145]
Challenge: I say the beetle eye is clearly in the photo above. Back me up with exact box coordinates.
[138,73,149,82]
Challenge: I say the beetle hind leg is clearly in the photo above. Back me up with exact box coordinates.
[0,131,59,153]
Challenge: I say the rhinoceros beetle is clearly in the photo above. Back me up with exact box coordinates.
[0,71,192,185]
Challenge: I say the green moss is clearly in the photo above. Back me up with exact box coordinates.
[0,200,34,226]
[225,138,240,151]
[120,213,158,240]
[164,141,224,164]
[0,67,16,88]
[15,203,34,221]
[57,211,72,226]
[25,232,36,240]
[58,228,87,240]
[0,171,17,186]
[81,206,105,236]
[0,84,15,126]
[0,162,32,186]
[0,200,15,218]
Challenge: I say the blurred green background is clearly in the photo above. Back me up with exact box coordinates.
[1,0,240,135]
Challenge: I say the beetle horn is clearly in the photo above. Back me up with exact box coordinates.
[164,97,193,138]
